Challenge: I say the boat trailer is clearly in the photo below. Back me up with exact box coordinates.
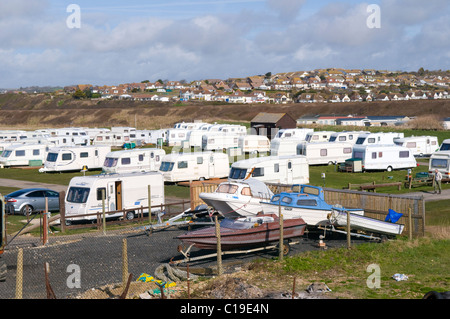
[141,205,217,234]
[318,223,386,242]
[170,239,301,266]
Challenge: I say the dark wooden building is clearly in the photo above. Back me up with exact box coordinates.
[250,112,296,139]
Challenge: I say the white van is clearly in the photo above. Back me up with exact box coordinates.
[229,155,309,185]
[40,145,111,172]
[102,148,166,174]
[238,135,270,153]
[202,134,240,151]
[296,142,353,165]
[64,171,164,224]
[93,132,131,147]
[159,151,230,182]
[352,144,417,172]
[0,144,49,167]
[270,139,301,156]
[328,131,367,145]
[304,131,335,143]
[429,151,450,179]
[394,136,439,156]
[355,132,404,146]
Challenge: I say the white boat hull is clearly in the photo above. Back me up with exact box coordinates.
[260,202,334,226]
[330,210,404,236]
[200,192,264,217]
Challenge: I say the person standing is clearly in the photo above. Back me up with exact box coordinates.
[434,169,442,194]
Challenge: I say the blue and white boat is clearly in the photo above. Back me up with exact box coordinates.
[260,185,364,227]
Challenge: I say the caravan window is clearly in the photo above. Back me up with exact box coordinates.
[229,168,247,179]
[139,154,144,161]
[121,158,131,165]
[274,163,279,173]
[197,157,203,164]
[2,150,12,158]
[160,161,174,172]
[368,138,376,143]
[406,142,416,148]
[80,152,89,158]
[62,153,72,161]
[33,149,40,156]
[355,137,365,144]
[15,150,25,157]
[252,167,264,177]
[440,143,450,151]
[339,136,346,141]
[96,188,106,201]
[372,152,377,159]
[320,149,327,156]
[399,151,410,158]
[66,187,90,204]
[431,159,448,169]
[354,151,364,159]
[104,158,118,167]
[343,148,352,154]
[46,153,58,162]
[178,161,188,169]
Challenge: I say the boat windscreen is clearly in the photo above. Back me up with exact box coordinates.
[220,218,254,230]
[216,184,238,194]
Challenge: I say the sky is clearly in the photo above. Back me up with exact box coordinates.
[0,0,449,88]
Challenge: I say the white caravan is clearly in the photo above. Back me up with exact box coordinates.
[273,128,313,141]
[270,139,300,156]
[202,134,240,151]
[355,132,404,146]
[296,142,353,165]
[352,144,417,172]
[328,131,367,145]
[429,151,450,179]
[0,144,49,167]
[135,129,168,145]
[111,127,136,135]
[304,131,335,143]
[39,145,111,173]
[229,155,309,185]
[394,136,439,156]
[238,135,270,153]
[439,139,450,151]
[167,129,190,147]
[102,148,166,174]
[188,130,221,149]
[93,132,131,147]
[64,171,164,224]
[159,151,230,182]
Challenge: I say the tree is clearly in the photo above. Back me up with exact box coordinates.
[72,89,85,99]
[418,67,425,76]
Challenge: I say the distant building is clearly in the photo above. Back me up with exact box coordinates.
[250,112,296,139]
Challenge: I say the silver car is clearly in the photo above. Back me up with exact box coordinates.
[5,188,60,215]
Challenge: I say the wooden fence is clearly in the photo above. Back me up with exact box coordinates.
[189,181,426,237]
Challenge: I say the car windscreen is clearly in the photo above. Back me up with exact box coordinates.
[66,187,90,203]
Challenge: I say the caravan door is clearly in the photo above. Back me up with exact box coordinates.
[286,160,293,184]
[208,155,215,178]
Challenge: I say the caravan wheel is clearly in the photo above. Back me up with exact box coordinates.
[386,166,393,172]
[126,211,135,220]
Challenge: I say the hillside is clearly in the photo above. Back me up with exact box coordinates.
[0,93,448,130]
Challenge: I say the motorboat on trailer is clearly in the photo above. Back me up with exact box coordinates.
[260,184,364,227]
[176,214,307,251]
[328,208,405,237]
[199,178,273,218]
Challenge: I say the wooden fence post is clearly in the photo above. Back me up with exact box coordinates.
[215,215,223,276]
[102,189,106,235]
[122,238,129,295]
[15,248,23,299]
[279,201,284,261]
[148,185,152,225]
